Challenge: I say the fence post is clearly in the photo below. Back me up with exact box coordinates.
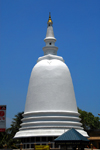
[20,143,23,150]
[91,143,93,150]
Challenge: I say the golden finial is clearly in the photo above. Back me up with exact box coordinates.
[48,12,52,23]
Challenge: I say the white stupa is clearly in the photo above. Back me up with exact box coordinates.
[14,14,88,146]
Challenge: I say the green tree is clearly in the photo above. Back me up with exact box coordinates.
[78,108,100,130]
[0,111,23,148]
[9,112,24,136]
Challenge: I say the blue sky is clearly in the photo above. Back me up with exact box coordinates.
[0,0,100,128]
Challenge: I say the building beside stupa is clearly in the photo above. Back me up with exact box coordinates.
[14,14,88,148]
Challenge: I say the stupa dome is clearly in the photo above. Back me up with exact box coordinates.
[14,14,88,139]
[25,55,77,113]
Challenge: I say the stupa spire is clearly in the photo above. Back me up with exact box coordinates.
[47,12,53,24]
[43,13,58,55]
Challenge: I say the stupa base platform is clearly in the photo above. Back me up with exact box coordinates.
[14,128,88,138]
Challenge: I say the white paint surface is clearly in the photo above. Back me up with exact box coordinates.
[14,17,88,138]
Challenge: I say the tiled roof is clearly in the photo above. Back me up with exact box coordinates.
[54,128,89,142]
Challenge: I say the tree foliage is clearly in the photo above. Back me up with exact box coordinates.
[78,108,100,130]
[9,112,24,136]
[0,112,23,148]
